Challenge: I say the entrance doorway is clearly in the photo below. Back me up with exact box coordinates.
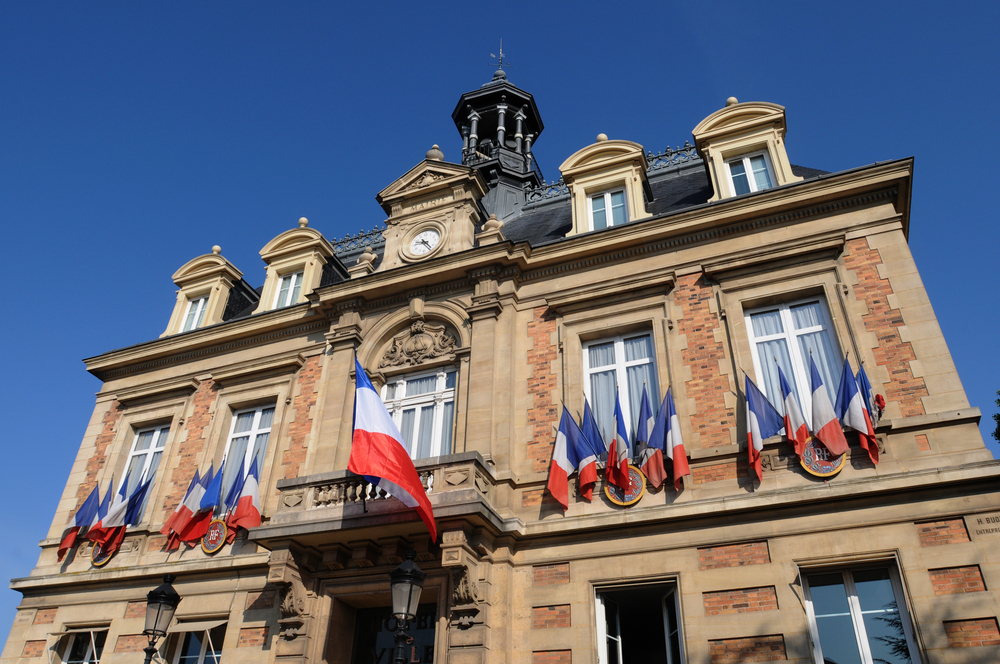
[596,583,684,664]
[351,604,437,664]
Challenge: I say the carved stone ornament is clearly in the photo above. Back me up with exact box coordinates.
[409,171,445,190]
[452,566,479,605]
[379,320,458,369]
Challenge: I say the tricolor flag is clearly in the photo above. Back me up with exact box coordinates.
[161,468,203,551]
[57,485,100,562]
[227,457,262,532]
[606,390,632,492]
[857,363,882,429]
[581,399,607,460]
[349,359,437,541]
[181,460,225,544]
[810,356,849,456]
[547,407,598,509]
[745,375,784,482]
[86,470,131,546]
[836,357,878,465]
[637,387,667,489]
[124,472,155,527]
[653,388,690,490]
[777,364,810,457]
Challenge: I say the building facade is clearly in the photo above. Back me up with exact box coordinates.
[5,72,999,664]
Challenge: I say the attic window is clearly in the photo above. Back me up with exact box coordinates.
[273,271,303,309]
[726,152,774,196]
[182,295,208,332]
[589,189,628,230]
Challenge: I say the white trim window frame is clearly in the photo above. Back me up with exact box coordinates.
[588,188,628,231]
[182,295,209,332]
[381,367,457,460]
[117,424,169,522]
[724,150,775,196]
[272,270,303,309]
[745,296,841,425]
[220,405,275,505]
[595,584,685,664]
[583,333,659,446]
[801,564,921,664]
[595,594,623,664]
[63,629,108,664]
[174,625,225,664]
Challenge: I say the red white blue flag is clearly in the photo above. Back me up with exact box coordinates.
[777,364,810,457]
[638,387,666,489]
[855,363,880,465]
[547,407,599,508]
[836,357,878,465]
[57,484,100,561]
[810,356,849,456]
[606,389,631,492]
[745,374,784,482]
[161,468,204,551]
[656,388,690,490]
[227,457,262,531]
[349,359,437,541]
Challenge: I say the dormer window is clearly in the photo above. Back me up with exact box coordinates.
[182,295,209,332]
[273,270,303,309]
[727,152,774,196]
[589,189,628,230]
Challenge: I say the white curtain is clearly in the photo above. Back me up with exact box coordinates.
[589,342,617,443]
[440,401,454,455]
[755,339,796,414]
[624,336,658,439]
[400,409,416,454]
[415,405,435,458]
[792,303,840,399]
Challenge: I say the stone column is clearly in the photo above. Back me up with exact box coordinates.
[513,110,525,154]
[468,109,480,153]
[464,268,503,459]
[461,125,470,161]
[315,301,364,472]
[496,101,508,147]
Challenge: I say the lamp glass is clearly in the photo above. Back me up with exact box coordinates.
[389,553,425,622]
[144,574,181,638]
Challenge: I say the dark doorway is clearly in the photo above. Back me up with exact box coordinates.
[351,603,437,664]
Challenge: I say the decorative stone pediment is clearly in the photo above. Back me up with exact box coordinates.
[379,320,458,369]
[259,225,335,264]
[377,159,486,212]
[172,251,243,286]
[692,101,787,145]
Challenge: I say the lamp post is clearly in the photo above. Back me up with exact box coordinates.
[142,574,181,664]
[389,551,425,664]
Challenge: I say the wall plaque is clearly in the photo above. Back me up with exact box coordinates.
[965,512,1000,539]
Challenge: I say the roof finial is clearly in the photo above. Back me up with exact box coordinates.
[490,39,510,80]
[299,217,309,228]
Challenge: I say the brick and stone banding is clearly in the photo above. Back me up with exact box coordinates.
[532,605,571,628]
[75,400,123,510]
[944,618,1000,648]
[161,380,219,519]
[929,566,986,595]
[526,307,559,473]
[532,650,571,664]
[703,587,778,615]
[916,518,970,546]
[708,634,786,663]
[115,634,148,653]
[21,641,47,658]
[692,460,747,484]
[238,626,270,647]
[124,600,146,618]
[282,355,322,480]
[533,563,570,586]
[699,542,771,570]
[246,589,278,610]
[32,608,57,625]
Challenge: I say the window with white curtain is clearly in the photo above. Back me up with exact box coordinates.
[584,334,659,449]
[62,628,108,664]
[726,151,774,196]
[272,271,303,309]
[802,565,920,664]
[588,189,628,230]
[745,297,841,424]
[381,368,457,459]
[182,296,209,332]
[220,406,274,503]
[118,424,169,522]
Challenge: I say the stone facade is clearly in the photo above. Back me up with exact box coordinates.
[4,78,1000,664]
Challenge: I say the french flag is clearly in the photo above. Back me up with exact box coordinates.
[86,470,131,546]
[162,468,209,550]
[181,460,225,543]
[606,390,631,493]
[745,375,784,482]
[57,485,100,562]
[777,364,810,457]
[856,363,881,465]
[581,399,607,460]
[836,357,879,465]
[636,386,667,489]
[810,356,849,456]
[227,457,262,531]
[349,359,437,541]
[655,388,690,490]
[547,407,598,508]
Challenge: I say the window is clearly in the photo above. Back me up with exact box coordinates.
[726,152,774,196]
[182,295,209,332]
[272,271,303,309]
[381,368,457,459]
[745,298,841,425]
[173,624,225,664]
[119,424,169,522]
[803,565,920,664]
[63,629,107,664]
[589,189,628,230]
[220,406,274,504]
[596,583,685,664]
[584,334,659,448]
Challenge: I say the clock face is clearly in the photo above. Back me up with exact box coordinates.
[409,229,441,256]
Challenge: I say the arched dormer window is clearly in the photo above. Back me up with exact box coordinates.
[252,218,340,314]
[162,246,244,337]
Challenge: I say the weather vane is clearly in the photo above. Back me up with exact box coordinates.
[490,39,510,70]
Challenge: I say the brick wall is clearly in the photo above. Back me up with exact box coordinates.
[703,587,778,615]
[522,487,562,508]
[692,460,747,484]
[843,238,928,418]
[162,380,219,519]
[246,589,278,610]
[533,563,570,586]
[527,307,559,473]
[32,608,56,625]
[699,542,770,570]
[115,634,148,653]
[709,635,786,663]
[125,600,146,618]
[75,400,123,510]
[238,626,270,647]
[532,605,571,628]
[674,273,735,450]
[532,651,571,664]
[915,434,931,451]
[282,355,322,480]
[21,641,46,658]
[916,518,970,546]
[944,618,1000,648]
[929,566,986,595]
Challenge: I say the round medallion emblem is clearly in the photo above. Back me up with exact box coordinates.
[800,438,846,478]
[91,542,115,568]
[604,465,646,507]
[201,518,228,555]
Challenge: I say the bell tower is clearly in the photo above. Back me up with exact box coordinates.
[451,68,544,221]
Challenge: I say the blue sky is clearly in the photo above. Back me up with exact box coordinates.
[1,0,998,646]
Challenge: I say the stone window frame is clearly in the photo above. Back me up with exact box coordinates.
[181,294,210,332]
[168,621,227,664]
[380,366,458,460]
[219,404,275,509]
[60,626,110,664]
[587,187,629,231]
[723,149,775,197]
[591,576,687,664]
[115,422,171,523]
[271,269,304,310]
[582,332,660,445]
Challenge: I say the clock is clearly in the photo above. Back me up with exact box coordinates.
[409,229,441,256]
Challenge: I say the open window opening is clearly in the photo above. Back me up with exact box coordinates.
[596,583,684,664]
[56,627,108,664]
[350,603,437,664]
[167,621,227,664]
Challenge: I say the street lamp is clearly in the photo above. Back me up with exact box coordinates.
[142,574,181,664]
[389,551,425,664]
